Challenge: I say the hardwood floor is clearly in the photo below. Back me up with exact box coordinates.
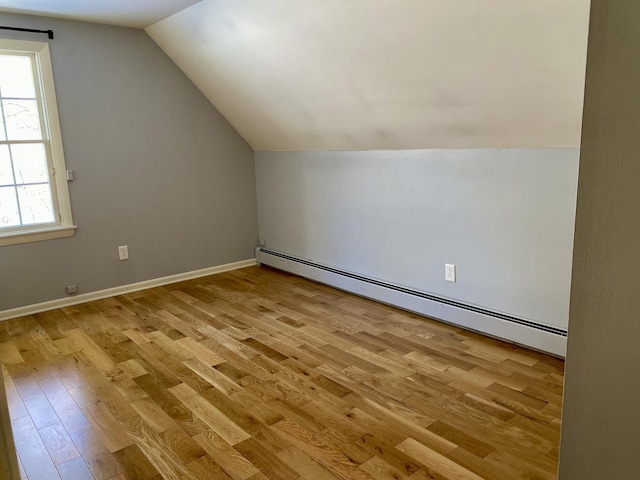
[0,266,563,480]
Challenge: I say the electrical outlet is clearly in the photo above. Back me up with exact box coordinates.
[445,264,456,282]
[118,245,129,261]
[66,284,77,294]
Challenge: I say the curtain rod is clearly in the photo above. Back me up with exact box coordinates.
[0,26,54,39]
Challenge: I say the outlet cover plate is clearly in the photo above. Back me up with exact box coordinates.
[445,264,456,282]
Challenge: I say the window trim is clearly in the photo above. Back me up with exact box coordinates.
[0,38,75,246]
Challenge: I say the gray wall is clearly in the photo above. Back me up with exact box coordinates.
[0,13,258,311]
[256,148,579,330]
[559,1,640,478]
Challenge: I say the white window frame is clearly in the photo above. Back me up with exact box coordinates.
[0,38,75,247]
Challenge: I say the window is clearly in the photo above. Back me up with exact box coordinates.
[0,39,74,246]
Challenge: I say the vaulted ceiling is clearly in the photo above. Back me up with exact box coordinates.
[147,0,590,151]
[0,0,591,151]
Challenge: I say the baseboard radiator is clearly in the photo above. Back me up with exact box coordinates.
[256,248,567,357]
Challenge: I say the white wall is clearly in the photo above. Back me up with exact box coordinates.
[256,148,579,330]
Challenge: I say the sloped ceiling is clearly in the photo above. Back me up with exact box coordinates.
[147,0,590,151]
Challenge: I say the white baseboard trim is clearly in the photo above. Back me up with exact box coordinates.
[0,259,256,322]
[257,248,567,357]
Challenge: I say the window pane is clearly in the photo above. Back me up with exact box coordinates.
[0,145,13,186]
[11,143,48,184]
[17,184,54,225]
[2,99,42,140]
[0,186,20,227]
[0,54,36,99]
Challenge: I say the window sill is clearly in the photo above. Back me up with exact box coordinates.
[0,225,77,247]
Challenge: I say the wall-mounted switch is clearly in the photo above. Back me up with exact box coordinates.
[66,169,74,181]
[118,245,129,261]
[445,264,456,282]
